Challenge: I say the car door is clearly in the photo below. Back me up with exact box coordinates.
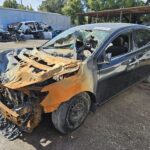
[96,29,137,103]
[131,28,150,81]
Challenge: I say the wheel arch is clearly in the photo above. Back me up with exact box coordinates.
[85,91,97,112]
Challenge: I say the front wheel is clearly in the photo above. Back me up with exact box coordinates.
[52,93,91,134]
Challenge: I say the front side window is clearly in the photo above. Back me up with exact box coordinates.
[106,32,132,58]
[134,29,150,49]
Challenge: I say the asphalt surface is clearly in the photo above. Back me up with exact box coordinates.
[0,41,149,150]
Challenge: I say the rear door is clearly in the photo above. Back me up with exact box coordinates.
[131,28,150,81]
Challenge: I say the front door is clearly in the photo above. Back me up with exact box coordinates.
[96,30,135,103]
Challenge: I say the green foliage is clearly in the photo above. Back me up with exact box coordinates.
[39,0,65,13]
[3,0,18,9]
[62,0,85,24]
[87,0,145,11]
[18,4,26,10]
[26,5,34,11]
[2,0,34,11]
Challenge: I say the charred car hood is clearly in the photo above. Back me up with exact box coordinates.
[0,48,81,89]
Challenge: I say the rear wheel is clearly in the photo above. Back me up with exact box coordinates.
[52,93,91,134]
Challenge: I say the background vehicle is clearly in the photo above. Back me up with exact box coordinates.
[8,21,53,40]
[0,28,11,42]
[0,23,149,140]
[7,22,20,33]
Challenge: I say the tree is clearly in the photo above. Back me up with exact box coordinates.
[18,4,26,10]
[3,0,18,9]
[87,0,145,11]
[39,0,65,13]
[62,0,85,24]
[2,0,34,11]
[26,5,34,11]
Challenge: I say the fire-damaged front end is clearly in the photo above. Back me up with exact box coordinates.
[0,27,109,140]
[0,47,83,140]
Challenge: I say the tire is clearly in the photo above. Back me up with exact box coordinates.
[52,93,91,134]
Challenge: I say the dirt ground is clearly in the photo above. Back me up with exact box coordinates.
[0,40,47,51]
[0,41,150,150]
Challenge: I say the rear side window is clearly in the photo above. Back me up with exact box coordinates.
[134,29,150,49]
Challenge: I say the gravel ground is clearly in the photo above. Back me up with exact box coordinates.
[0,40,47,51]
[0,41,149,150]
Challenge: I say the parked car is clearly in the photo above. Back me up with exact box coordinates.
[0,23,149,140]
[0,28,11,42]
[8,21,53,40]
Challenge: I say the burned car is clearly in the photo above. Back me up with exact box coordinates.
[8,21,53,40]
[7,22,20,33]
[0,28,11,42]
[0,23,150,140]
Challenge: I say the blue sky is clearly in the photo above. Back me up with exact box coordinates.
[0,0,43,10]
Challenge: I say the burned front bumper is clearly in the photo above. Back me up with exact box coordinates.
[0,102,22,140]
[0,87,43,140]
[0,102,20,126]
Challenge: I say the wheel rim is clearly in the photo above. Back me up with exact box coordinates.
[66,99,89,129]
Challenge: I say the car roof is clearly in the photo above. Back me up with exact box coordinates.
[72,23,148,32]
[21,21,37,23]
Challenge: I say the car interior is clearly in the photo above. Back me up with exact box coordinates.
[106,33,130,57]
[76,35,98,53]
[75,35,99,60]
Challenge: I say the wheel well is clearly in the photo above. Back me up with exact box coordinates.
[86,91,97,112]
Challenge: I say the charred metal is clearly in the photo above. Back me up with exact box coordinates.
[0,45,83,139]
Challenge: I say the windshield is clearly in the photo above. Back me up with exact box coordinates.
[42,28,110,61]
